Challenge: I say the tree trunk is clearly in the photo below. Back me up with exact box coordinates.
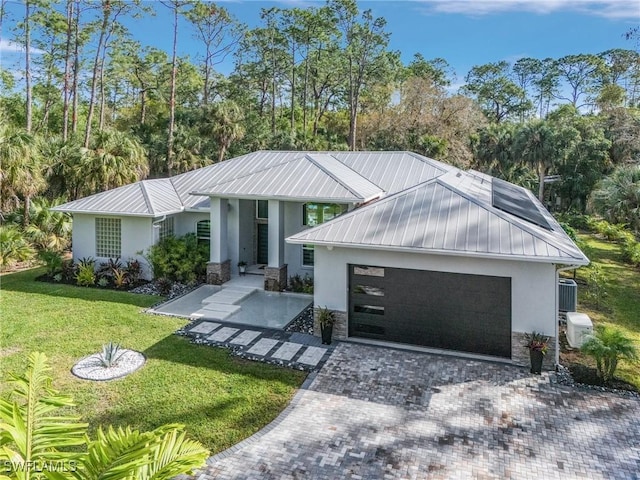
[290,42,295,134]
[98,55,106,131]
[71,0,81,134]
[538,164,546,202]
[84,1,110,148]
[24,0,32,133]
[62,0,73,141]
[167,3,179,176]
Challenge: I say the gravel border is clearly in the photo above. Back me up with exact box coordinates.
[71,349,146,381]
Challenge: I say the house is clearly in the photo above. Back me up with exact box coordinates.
[53,151,589,365]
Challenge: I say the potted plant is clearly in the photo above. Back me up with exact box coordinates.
[524,331,549,374]
[237,260,247,275]
[318,306,336,345]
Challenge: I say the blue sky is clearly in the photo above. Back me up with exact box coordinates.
[1,0,638,88]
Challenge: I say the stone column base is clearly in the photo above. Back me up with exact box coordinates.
[314,308,348,340]
[207,260,231,285]
[264,264,287,292]
[511,331,556,371]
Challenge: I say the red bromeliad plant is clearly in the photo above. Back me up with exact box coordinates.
[524,331,550,355]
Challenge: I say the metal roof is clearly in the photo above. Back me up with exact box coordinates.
[288,169,589,265]
[54,151,450,214]
[52,179,182,217]
[191,153,385,202]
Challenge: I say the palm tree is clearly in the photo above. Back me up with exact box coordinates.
[513,120,576,202]
[581,325,638,382]
[471,123,516,179]
[0,124,45,225]
[588,164,640,233]
[25,197,72,251]
[0,225,36,269]
[79,130,149,196]
[201,101,246,162]
[40,136,89,200]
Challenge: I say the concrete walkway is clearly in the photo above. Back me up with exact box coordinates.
[179,319,333,371]
[186,343,640,480]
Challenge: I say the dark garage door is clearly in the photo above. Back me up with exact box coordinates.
[348,265,512,358]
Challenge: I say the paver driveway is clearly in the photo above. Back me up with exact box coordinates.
[189,343,640,479]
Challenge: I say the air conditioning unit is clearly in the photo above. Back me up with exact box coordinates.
[566,312,593,348]
[558,279,577,312]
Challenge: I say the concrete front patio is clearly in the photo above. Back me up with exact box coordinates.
[149,274,312,330]
[186,343,640,480]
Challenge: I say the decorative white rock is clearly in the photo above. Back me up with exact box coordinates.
[71,349,145,381]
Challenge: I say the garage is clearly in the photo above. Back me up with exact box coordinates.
[348,264,512,358]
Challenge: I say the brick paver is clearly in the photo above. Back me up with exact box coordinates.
[187,343,640,479]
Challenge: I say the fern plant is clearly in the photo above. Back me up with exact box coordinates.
[0,352,209,480]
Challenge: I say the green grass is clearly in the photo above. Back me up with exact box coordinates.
[0,268,306,452]
[573,233,640,388]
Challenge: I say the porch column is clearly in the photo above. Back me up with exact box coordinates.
[265,199,287,291]
[207,197,230,284]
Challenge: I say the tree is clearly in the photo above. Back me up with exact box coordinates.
[512,57,542,120]
[463,61,532,123]
[201,100,245,162]
[185,1,241,106]
[589,164,640,232]
[513,119,577,201]
[78,129,148,196]
[0,125,45,224]
[554,54,606,108]
[0,225,36,268]
[331,0,394,150]
[0,352,209,480]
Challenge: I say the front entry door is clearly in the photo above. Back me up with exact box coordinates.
[257,223,269,264]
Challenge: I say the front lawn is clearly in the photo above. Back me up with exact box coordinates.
[566,233,640,389]
[0,268,306,452]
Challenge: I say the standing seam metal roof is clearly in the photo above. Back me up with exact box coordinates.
[287,169,589,265]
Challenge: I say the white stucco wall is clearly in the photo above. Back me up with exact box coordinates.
[313,246,557,336]
[71,214,154,278]
[174,211,210,237]
[284,202,310,279]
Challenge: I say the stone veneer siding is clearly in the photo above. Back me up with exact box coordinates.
[207,260,231,285]
[511,331,556,371]
[265,265,288,292]
[314,308,348,341]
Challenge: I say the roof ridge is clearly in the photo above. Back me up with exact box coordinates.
[139,181,155,215]
[304,153,384,200]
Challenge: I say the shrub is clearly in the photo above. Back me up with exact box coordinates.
[125,258,143,284]
[112,267,129,288]
[558,222,577,241]
[76,263,96,287]
[37,249,64,277]
[622,239,640,267]
[0,225,35,268]
[146,233,207,284]
[60,259,77,283]
[289,273,314,294]
[583,264,608,308]
[98,342,125,367]
[554,211,595,231]
[581,325,638,382]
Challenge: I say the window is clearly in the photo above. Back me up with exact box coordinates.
[353,285,384,296]
[95,217,121,258]
[302,244,315,267]
[158,217,174,241]
[303,203,348,227]
[354,305,385,315]
[353,265,385,277]
[196,220,210,244]
[256,200,269,219]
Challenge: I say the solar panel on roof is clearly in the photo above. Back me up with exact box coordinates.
[492,178,552,230]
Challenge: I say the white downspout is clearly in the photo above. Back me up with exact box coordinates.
[555,264,582,370]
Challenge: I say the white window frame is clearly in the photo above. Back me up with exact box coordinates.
[95,217,121,258]
[196,220,211,244]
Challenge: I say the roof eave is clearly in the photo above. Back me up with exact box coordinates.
[50,208,183,218]
[285,237,590,266]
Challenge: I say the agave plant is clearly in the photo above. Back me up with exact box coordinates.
[0,352,209,480]
[98,342,125,368]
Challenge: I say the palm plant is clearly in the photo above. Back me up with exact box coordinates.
[0,124,46,224]
[0,352,209,480]
[0,225,36,269]
[24,198,72,252]
[588,164,640,233]
[581,325,638,382]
